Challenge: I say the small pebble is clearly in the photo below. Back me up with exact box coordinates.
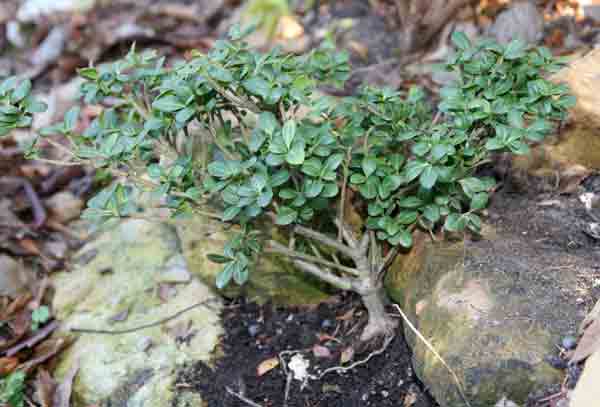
[545,355,568,370]
[562,335,577,350]
[321,319,333,329]
[381,390,389,398]
[248,324,261,337]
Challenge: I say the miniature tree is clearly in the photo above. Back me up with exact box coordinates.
[8,28,574,341]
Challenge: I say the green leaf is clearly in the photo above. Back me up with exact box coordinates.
[64,106,81,132]
[397,211,418,225]
[282,120,296,149]
[216,262,235,289]
[504,39,527,60]
[222,206,241,222]
[249,130,266,152]
[301,158,322,177]
[243,77,270,99]
[152,95,185,112]
[350,173,366,184]
[508,110,524,128]
[258,112,278,135]
[79,67,99,80]
[257,188,273,207]
[271,170,290,187]
[460,177,487,196]
[279,189,297,199]
[304,180,324,198]
[208,66,234,82]
[207,161,227,178]
[403,160,428,183]
[444,213,466,232]
[359,176,378,199]
[451,31,471,50]
[31,306,50,326]
[251,174,268,191]
[485,138,505,150]
[175,107,195,123]
[276,206,298,225]
[423,205,440,223]
[286,140,305,165]
[420,166,438,189]
[398,196,423,208]
[207,254,232,264]
[466,213,482,232]
[362,156,377,177]
[321,183,339,198]
[431,144,448,161]
[323,153,344,173]
[470,192,488,210]
[412,142,430,156]
[389,229,413,248]
[12,79,31,102]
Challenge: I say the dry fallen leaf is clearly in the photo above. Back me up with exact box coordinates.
[36,369,57,407]
[256,357,279,376]
[276,15,304,40]
[340,346,354,364]
[0,357,19,375]
[348,40,369,61]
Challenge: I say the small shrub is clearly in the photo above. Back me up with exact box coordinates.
[5,28,573,340]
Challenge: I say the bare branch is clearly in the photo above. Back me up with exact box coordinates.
[337,147,351,242]
[266,241,360,277]
[293,224,357,260]
[334,218,359,249]
[292,259,353,291]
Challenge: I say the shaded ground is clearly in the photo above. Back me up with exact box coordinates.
[174,294,436,407]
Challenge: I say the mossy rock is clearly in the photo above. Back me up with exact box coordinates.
[175,213,333,306]
[511,49,600,189]
[52,219,219,407]
[385,227,581,407]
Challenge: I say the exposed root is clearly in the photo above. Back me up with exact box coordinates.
[360,288,399,342]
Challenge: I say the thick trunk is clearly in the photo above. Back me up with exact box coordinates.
[359,282,399,342]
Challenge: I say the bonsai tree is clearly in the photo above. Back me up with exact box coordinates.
[9,27,574,341]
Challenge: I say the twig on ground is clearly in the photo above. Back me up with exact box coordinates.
[3,320,59,357]
[316,333,394,379]
[70,299,218,335]
[392,304,472,407]
[225,386,263,407]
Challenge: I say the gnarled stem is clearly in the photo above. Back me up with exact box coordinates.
[266,217,400,341]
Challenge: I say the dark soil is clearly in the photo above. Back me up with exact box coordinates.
[173,293,436,407]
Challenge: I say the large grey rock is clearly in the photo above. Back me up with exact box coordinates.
[52,219,223,407]
[385,212,597,406]
[488,1,543,45]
